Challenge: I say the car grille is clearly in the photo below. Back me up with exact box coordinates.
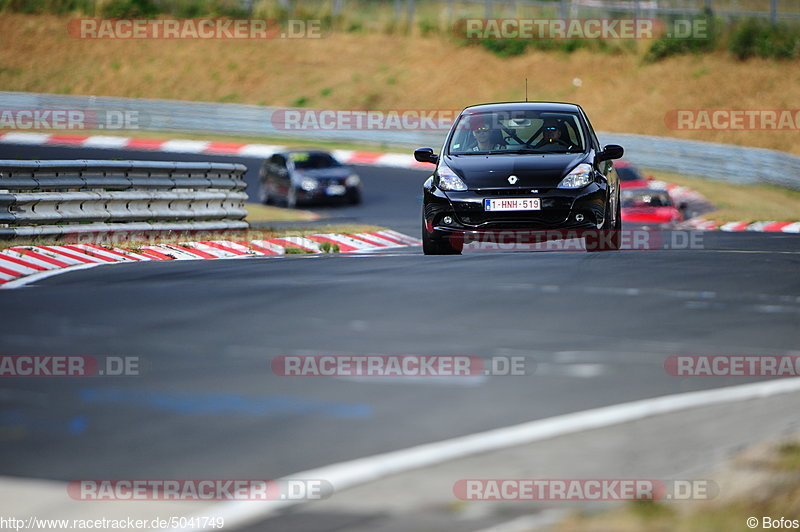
[459,212,569,226]
[476,188,552,196]
[315,178,345,186]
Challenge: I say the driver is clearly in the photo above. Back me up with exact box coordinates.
[534,119,577,150]
[471,120,505,152]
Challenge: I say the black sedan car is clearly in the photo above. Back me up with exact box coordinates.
[415,102,624,254]
[259,150,362,208]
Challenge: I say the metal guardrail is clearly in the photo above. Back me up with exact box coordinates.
[228,0,800,23]
[1,91,799,190]
[389,0,800,23]
[598,133,800,191]
[0,91,428,147]
[0,160,248,238]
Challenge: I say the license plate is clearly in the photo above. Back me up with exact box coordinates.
[484,198,541,211]
[326,184,346,196]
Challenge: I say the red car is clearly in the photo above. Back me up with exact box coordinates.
[615,160,653,189]
[621,188,684,228]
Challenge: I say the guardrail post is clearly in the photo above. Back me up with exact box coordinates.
[446,0,454,28]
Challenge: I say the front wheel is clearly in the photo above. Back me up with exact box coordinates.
[286,187,298,209]
[257,182,271,205]
[586,196,621,252]
[422,215,462,255]
[346,190,361,205]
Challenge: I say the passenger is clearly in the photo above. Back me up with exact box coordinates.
[471,122,505,152]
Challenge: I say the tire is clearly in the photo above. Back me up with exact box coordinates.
[347,190,361,205]
[258,183,271,205]
[586,195,621,252]
[422,214,463,255]
[286,187,297,209]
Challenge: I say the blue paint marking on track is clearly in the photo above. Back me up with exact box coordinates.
[68,415,89,435]
[0,409,88,435]
[79,388,372,419]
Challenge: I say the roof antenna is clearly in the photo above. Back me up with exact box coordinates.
[525,78,528,102]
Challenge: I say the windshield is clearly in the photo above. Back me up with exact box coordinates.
[621,191,673,207]
[289,152,341,169]
[447,110,587,155]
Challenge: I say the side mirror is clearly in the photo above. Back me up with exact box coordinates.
[414,147,439,165]
[597,144,624,162]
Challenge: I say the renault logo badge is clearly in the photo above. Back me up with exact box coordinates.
[508,175,518,184]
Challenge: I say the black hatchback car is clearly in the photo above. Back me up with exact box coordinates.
[415,102,624,254]
[259,150,362,208]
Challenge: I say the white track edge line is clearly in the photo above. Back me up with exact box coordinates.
[1,262,104,289]
[163,377,800,531]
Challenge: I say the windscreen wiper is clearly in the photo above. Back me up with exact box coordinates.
[498,149,542,154]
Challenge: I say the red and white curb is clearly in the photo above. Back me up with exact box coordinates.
[0,132,431,169]
[682,219,800,233]
[0,230,421,288]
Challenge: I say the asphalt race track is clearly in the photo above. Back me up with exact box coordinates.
[0,143,799,530]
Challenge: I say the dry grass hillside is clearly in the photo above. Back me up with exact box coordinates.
[1,14,799,154]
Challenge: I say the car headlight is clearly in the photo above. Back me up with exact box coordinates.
[345,174,360,187]
[299,177,319,191]
[557,163,594,189]
[437,162,468,191]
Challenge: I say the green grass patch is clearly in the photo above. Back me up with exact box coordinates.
[729,18,800,60]
[552,437,800,532]
[644,12,719,63]
[775,442,800,471]
[282,246,313,254]
[292,96,309,107]
[244,202,320,223]
[317,241,340,253]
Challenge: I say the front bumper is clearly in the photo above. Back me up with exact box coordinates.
[423,182,607,234]
[297,185,360,202]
